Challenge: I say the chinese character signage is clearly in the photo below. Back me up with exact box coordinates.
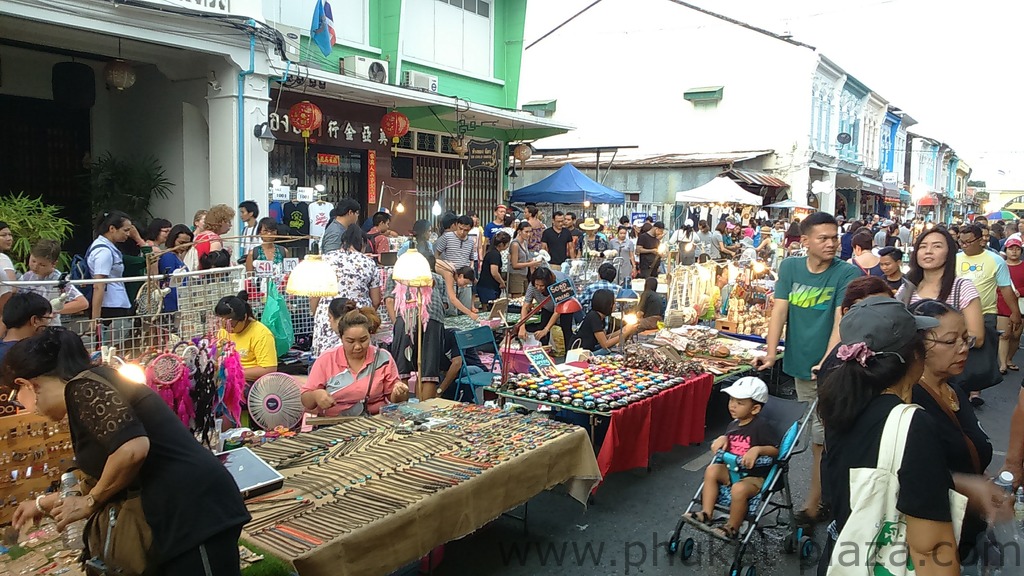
[367,151,377,205]
[270,91,389,152]
[467,138,500,171]
[316,153,340,167]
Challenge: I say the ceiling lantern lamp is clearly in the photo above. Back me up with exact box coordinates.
[513,143,533,162]
[104,59,136,91]
[381,110,410,157]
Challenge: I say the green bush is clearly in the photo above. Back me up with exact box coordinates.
[85,152,172,224]
[0,193,74,272]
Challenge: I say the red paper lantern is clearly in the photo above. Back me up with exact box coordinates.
[289,101,323,138]
[380,110,410,156]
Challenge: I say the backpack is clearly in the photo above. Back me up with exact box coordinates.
[69,243,115,312]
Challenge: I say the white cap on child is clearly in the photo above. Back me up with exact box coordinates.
[721,376,769,404]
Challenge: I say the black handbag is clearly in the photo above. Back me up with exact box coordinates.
[948,281,1003,392]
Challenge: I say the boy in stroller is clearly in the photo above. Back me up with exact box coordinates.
[691,377,780,539]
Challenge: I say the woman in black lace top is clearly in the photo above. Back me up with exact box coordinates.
[4,327,250,575]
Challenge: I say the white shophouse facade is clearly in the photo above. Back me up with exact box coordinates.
[518,0,903,217]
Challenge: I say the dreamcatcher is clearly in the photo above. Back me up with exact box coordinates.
[145,352,194,426]
[247,373,304,430]
[134,279,169,318]
[393,282,432,337]
[185,340,219,448]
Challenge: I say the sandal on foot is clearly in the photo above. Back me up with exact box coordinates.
[969,396,985,408]
[1010,364,1020,371]
[687,511,712,525]
[713,525,739,540]
[1001,367,1008,375]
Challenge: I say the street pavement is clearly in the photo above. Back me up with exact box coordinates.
[432,359,1024,576]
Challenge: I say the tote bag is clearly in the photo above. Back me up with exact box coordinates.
[827,404,966,576]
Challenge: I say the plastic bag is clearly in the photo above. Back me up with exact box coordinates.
[261,280,294,358]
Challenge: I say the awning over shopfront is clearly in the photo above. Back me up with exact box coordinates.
[726,169,788,188]
[918,194,940,206]
[296,68,573,142]
[836,173,883,195]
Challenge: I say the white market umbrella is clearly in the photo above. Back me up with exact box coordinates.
[765,199,813,210]
[675,176,763,206]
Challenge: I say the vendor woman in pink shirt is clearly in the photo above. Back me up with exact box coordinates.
[300,299,408,416]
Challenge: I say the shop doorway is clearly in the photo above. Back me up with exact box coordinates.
[269,143,365,214]
[0,95,92,255]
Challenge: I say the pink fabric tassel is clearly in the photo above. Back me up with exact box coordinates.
[221,350,245,425]
[394,284,432,335]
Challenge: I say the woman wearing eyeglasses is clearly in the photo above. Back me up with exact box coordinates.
[908,299,992,562]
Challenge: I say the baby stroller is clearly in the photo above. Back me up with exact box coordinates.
[665,396,818,576]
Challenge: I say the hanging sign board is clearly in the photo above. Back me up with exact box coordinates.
[283,258,299,273]
[271,186,290,201]
[316,153,341,167]
[296,187,315,202]
[631,212,647,227]
[253,260,275,278]
[547,278,576,305]
[367,150,378,205]
[524,347,561,378]
[467,139,500,171]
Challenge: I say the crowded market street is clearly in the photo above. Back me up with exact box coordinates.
[2,0,1024,575]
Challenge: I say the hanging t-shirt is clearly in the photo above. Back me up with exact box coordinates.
[773,256,861,380]
[307,201,334,250]
[268,201,284,224]
[283,201,310,251]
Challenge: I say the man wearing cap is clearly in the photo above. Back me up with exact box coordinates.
[957,224,1021,404]
[753,211,860,526]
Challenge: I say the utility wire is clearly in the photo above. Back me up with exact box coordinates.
[525,0,604,50]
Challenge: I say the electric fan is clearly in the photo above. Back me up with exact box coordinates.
[247,373,304,431]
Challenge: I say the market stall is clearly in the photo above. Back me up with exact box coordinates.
[241,400,600,576]
[493,363,713,478]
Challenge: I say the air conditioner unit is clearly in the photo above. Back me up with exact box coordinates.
[401,70,438,93]
[272,24,303,63]
[340,56,389,84]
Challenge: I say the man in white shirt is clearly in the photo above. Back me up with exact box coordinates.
[756,208,769,223]
[237,200,260,259]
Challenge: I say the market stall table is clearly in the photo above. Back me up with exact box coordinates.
[490,366,714,480]
[240,399,600,576]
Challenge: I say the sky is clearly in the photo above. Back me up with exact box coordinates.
[521,0,1024,188]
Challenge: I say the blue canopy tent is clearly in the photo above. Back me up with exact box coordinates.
[509,164,625,205]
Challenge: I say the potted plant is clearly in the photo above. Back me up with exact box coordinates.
[0,193,75,271]
[84,152,173,224]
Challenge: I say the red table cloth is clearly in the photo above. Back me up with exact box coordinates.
[595,373,714,478]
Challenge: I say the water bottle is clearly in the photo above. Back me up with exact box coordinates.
[984,472,1018,575]
[59,472,86,550]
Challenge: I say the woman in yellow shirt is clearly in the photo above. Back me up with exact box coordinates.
[215,292,277,381]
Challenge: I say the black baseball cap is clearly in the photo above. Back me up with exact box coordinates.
[839,296,939,353]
